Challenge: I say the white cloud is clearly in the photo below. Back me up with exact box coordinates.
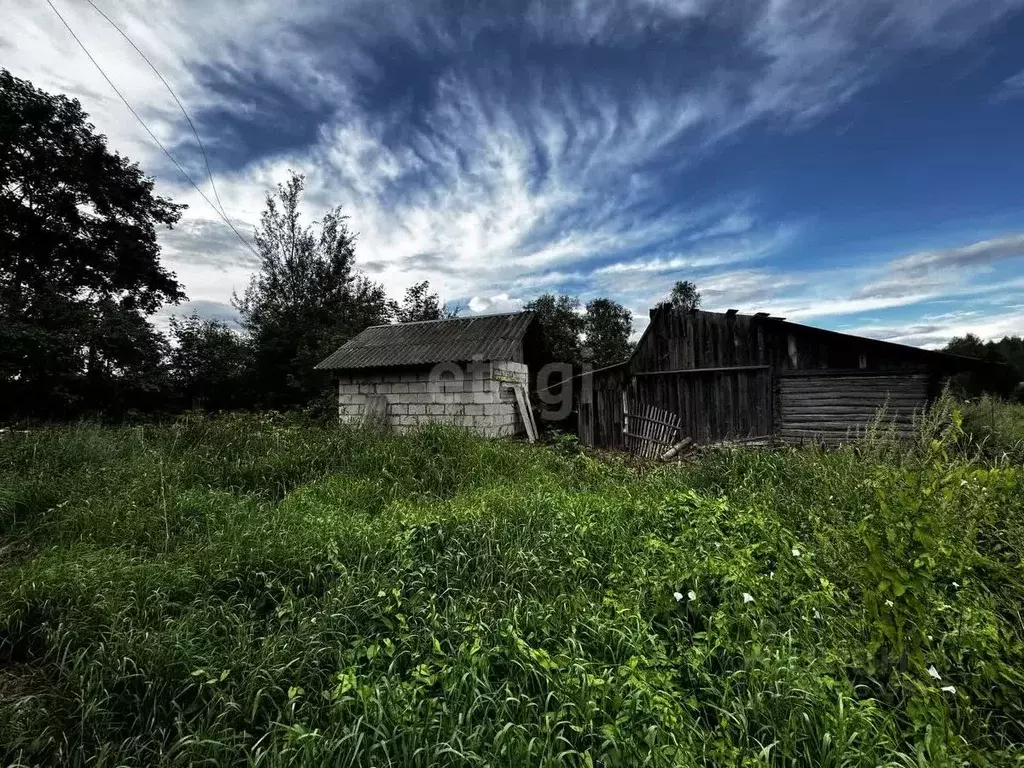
[467,293,524,314]
[3,0,1023,332]
[854,234,1024,300]
[846,309,1024,349]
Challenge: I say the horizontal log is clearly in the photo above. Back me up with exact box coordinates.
[781,406,922,416]
[660,437,695,461]
[781,381,927,390]
[781,403,925,412]
[782,404,918,411]
[780,394,925,402]
[781,390,927,399]
[781,396,924,405]
[779,433,917,442]
[780,390,926,400]
[779,420,916,430]
[779,369,930,378]
[781,415,918,424]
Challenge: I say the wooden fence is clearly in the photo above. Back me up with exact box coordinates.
[622,397,682,458]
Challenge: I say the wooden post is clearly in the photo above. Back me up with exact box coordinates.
[621,391,630,454]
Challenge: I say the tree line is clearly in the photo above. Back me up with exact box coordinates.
[1,70,668,421]
[943,334,1024,400]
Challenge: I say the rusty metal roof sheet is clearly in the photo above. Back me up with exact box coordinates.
[315,311,536,370]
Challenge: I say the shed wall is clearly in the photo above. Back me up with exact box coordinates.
[337,361,528,438]
[777,371,931,444]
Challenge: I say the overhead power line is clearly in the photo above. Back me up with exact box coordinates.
[83,0,229,222]
[44,0,260,263]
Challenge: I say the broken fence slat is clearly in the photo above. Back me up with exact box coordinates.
[660,437,695,461]
[513,384,537,443]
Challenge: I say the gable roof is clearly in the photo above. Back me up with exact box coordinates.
[315,311,536,370]
[622,306,991,373]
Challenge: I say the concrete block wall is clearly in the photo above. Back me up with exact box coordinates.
[336,360,530,438]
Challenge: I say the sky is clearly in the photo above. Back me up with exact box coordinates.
[3,0,1024,347]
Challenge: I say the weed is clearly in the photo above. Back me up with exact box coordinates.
[0,409,1022,766]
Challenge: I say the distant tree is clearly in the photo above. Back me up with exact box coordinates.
[392,280,451,323]
[525,293,586,367]
[668,280,702,312]
[0,69,186,418]
[944,333,1023,399]
[945,333,989,360]
[168,313,250,410]
[234,172,390,409]
[584,297,633,367]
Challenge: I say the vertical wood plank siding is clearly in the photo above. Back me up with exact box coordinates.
[632,368,772,443]
[582,308,956,449]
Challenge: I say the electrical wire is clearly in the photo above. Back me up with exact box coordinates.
[532,359,628,396]
[44,0,261,263]
[83,0,229,222]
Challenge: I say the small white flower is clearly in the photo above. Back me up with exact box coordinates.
[687,590,696,602]
[960,479,968,487]
[813,609,822,619]
[791,547,801,557]
[673,591,684,602]
[941,685,956,694]
[952,581,960,589]
[742,592,755,604]
[928,665,941,680]
[927,635,933,641]
[769,571,774,579]
[885,599,894,608]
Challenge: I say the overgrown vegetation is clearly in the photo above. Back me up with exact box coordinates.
[962,395,1024,461]
[1,401,1023,766]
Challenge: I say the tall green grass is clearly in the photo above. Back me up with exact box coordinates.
[962,395,1024,462]
[1,407,1023,766]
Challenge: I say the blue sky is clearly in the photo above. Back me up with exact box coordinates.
[4,0,1024,345]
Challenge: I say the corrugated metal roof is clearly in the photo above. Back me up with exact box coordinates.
[315,311,536,370]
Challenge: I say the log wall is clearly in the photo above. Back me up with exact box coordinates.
[777,371,931,444]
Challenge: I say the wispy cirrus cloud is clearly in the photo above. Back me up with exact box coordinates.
[3,0,1024,347]
[854,234,1024,300]
[994,69,1024,100]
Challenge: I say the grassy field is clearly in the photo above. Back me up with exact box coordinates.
[1,405,1023,766]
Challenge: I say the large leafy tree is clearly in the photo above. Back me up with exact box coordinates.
[392,280,451,323]
[0,69,185,418]
[668,280,701,312]
[584,297,633,367]
[234,172,390,409]
[524,293,586,368]
[168,313,250,411]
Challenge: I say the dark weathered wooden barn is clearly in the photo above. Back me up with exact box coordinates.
[579,307,989,451]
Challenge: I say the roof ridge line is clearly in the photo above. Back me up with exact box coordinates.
[364,310,530,329]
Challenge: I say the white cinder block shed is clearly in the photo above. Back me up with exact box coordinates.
[315,312,543,438]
